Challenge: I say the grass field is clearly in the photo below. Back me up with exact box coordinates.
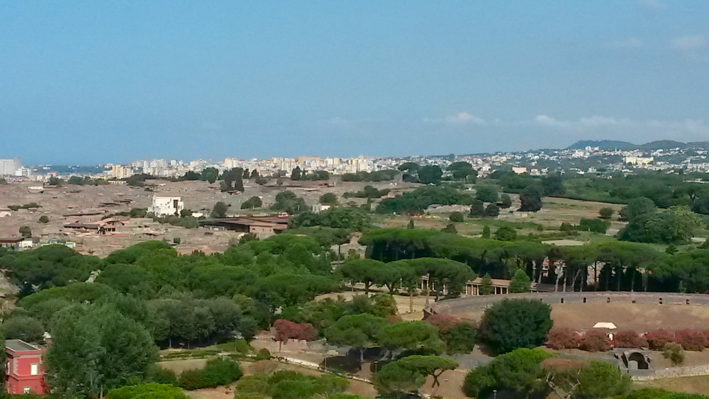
[373,196,627,244]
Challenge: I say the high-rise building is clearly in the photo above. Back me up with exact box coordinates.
[111,164,133,179]
[0,158,21,176]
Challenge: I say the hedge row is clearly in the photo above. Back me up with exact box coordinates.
[546,328,709,352]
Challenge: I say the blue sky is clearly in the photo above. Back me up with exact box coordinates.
[1,1,708,164]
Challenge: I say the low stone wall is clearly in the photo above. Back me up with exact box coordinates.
[427,292,709,318]
[635,365,709,381]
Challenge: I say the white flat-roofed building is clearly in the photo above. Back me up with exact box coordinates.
[148,196,184,216]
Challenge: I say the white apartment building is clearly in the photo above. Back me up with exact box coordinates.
[0,158,22,176]
[148,196,184,216]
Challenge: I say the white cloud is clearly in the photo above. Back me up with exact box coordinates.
[672,35,707,51]
[637,0,665,10]
[610,37,644,49]
[534,114,565,127]
[578,116,625,126]
[445,112,486,126]
[425,112,487,126]
[424,112,708,140]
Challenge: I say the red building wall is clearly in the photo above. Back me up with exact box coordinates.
[4,344,46,395]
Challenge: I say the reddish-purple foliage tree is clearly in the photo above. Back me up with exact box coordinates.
[644,329,675,350]
[612,330,648,348]
[546,328,582,350]
[580,330,611,352]
[273,319,319,351]
[425,314,462,332]
[675,329,707,351]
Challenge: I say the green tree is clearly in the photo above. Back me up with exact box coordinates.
[291,166,302,180]
[485,203,500,217]
[48,304,157,397]
[519,185,543,212]
[407,219,415,229]
[442,223,457,234]
[476,185,499,203]
[324,313,387,362]
[211,201,229,218]
[541,175,565,196]
[397,355,458,388]
[19,225,31,238]
[578,218,610,233]
[241,196,263,209]
[418,165,443,185]
[599,207,614,219]
[200,167,219,184]
[442,322,477,354]
[500,193,512,208]
[463,348,552,398]
[398,162,419,172]
[337,259,386,295]
[509,269,531,293]
[319,193,338,205]
[545,359,630,399]
[447,161,476,180]
[270,191,307,214]
[480,273,494,295]
[377,321,445,354]
[373,362,426,398]
[479,299,553,354]
[1,315,45,343]
[469,200,485,217]
[38,215,49,223]
[619,197,656,221]
[620,206,702,244]
[181,171,201,181]
[481,225,491,239]
[449,211,464,222]
[220,167,244,192]
[494,226,517,241]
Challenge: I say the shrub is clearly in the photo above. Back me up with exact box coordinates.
[178,358,243,390]
[613,330,648,348]
[580,330,611,352]
[449,212,464,223]
[546,328,582,350]
[107,383,188,399]
[38,215,49,223]
[425,314,461,332]
[599,207,614,219]
[662,343,685,366]
[485,204,500,217]
[623,387,708,399]
[645,329,675,350]
[146,365,178,385]
[442,322,477,354]
[675,329,706,351]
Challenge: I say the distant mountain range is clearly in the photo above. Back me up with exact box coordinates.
[566,140,709,151]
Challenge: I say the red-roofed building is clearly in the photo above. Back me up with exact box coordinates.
[4,339,47,395]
